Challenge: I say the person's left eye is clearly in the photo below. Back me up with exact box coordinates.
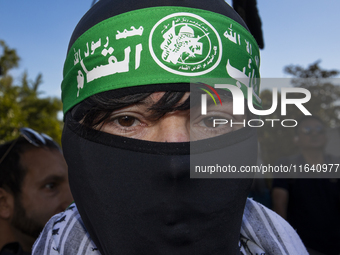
[192,114,233,137]
[44,183,56,190]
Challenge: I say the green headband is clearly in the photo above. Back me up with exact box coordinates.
[62,6,261,114]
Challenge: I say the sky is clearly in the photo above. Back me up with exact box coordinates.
[1,0,340,99]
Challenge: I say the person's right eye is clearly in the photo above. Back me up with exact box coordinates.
[115,115,140,127]
[99,112,149,136]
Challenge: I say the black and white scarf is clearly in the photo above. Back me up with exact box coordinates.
[32,198,307,255]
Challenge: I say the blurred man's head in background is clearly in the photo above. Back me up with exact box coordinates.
[0,128,73,252]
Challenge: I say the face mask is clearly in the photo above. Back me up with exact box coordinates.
[63,113,257,255]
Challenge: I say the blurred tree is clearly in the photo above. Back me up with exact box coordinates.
[284,61,340,127]
[258,61,340,164]
[0,40,63,144]
[0,40,20,76]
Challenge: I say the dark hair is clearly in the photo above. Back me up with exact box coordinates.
[78,91,191,129]
[295,115,325,134]
[0,137,60,198]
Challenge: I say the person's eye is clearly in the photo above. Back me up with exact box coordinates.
[100,114,148,136]
[116,116,139,127]
[192,114,232,135]
[108,115,142,129]
[44,183,56,190]
[190,108,245,140]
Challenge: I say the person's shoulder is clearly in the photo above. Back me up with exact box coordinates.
[32,203,100,255]
[241,198,308,255]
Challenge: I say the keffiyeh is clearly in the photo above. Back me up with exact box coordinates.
[32,198,307,255]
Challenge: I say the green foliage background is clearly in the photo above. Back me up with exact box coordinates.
[0,40,63,145]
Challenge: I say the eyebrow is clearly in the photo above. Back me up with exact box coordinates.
[38,175,66,186]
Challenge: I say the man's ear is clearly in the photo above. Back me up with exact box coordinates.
[0,188,14,219]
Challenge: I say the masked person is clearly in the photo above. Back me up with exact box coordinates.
[0,128,73,255]
[32,0,307,254]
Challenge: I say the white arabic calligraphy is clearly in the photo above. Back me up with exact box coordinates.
[74,49,81,65]
[81,46,131,83]
[245,40,252,54]
[104,36,109,47]
[84,43,90,57]
[102,47,114,56]
[226,59,261,103]
[91,39,101,55]
[224,27,237,44]
[76,70,84,97]
[223,24,241,45]
[135,43,142,69]
[116,26,144,40]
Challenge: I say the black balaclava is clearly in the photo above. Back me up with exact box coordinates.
[62,0,260,254]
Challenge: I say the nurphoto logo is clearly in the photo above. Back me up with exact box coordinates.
[200,83,312,128]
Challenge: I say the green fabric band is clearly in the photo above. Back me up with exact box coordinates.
[62,6,261,114]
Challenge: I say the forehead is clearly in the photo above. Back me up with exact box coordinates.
[19,147,67,184]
